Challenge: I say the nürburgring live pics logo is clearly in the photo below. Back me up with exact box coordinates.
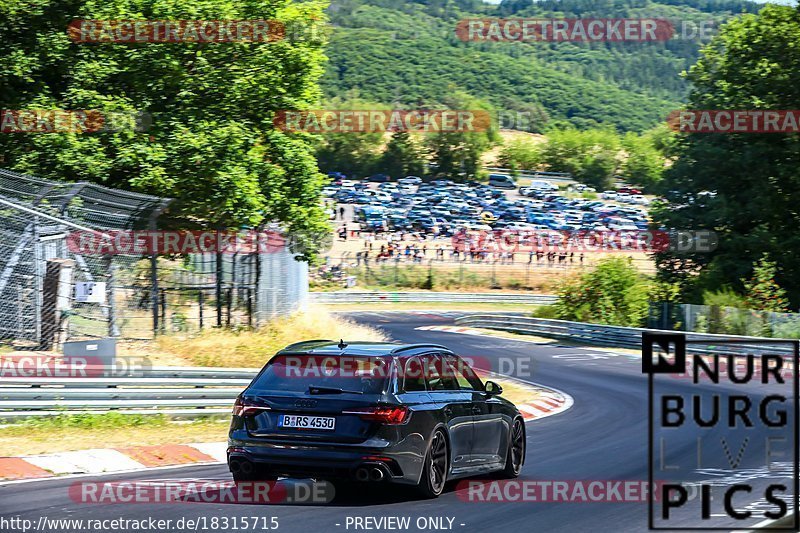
[643,333,799,530]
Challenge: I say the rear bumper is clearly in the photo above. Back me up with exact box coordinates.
[227,433,425,485]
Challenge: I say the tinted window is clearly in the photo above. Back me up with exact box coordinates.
[401,356,427,392]
[251,355,389,395]
[424,354,460,391]
[443,355,484,391]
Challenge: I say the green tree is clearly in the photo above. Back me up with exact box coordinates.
[538,128,621,190]
[619,128,667,190]
[653,5,800,305]
[554,257,653,327]
[314,96,387,177]
[497,138,542,170]
[0,0,330,259]
[743,254,790,312]
[425,92,498,182]
[377,131,425,178]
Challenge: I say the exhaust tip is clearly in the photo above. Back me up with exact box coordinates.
[354,467,370,482]
[239,460,254,475]
[229,459,242,474]
[369,467,385,482]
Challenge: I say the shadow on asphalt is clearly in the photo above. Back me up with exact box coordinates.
[310,474,498,507]
[325,480,443,506]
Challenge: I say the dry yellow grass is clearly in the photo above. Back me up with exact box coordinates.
[152,306,389,368]
[482,375,542,407]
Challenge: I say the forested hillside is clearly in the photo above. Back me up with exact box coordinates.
[324,0,760,131]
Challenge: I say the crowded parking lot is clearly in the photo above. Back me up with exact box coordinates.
[325,172,655,243]
[325,173,654,236]
[316,172,658,291]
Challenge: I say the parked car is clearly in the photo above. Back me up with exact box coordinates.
[569,184,597,193]
[368,174,391,183]
[601,190,618,200]
[528,180,559,192]
[228,341,525,498]
[488,174,517,189]
[605,217,639,231]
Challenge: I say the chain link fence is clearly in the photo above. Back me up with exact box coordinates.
[313,252,654,292]
[648,302,800,338]
[0,169,308,348]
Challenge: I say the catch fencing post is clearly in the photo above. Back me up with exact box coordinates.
[216,237,223,327]
[39,259,75,350]
[247,288,253,328]
[160,289,167,334]
[198,290,205,330]
[226,287,232,327]
[105,256,119,337]
[147,214,159,337]
[525,262,531,288]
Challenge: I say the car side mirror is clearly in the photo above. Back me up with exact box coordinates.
[484,381,503,396]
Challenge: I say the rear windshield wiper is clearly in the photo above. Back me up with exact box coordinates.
[308,385,364,395]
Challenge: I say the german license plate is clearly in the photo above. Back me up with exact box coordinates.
[278,414,336,430]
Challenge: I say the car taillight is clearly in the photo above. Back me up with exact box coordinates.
[232,397,270,417]
[344,406,409,425]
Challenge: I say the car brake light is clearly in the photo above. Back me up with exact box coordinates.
[232,397,270,417]
[344,406,409,425]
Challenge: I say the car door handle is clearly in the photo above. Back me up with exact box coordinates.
[471,406,482,415]
[444,407,453,416]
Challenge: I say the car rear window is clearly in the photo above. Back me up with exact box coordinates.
[251,354,390,395]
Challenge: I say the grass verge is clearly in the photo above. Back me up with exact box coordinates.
[0,413,230,456]
[0,377,542,456]
[130,307,388,367]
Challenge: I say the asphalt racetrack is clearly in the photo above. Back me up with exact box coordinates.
[1,311,795,533]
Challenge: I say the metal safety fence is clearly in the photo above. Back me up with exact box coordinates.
[454,315,797,356]
[0,366,256,420]
[0,168,308,347]
[311,291,557,305]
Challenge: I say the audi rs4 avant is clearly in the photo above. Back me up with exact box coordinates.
[228,341,526,498]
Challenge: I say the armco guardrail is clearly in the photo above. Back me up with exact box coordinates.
[454,315,796,356]
[311,291,557,305]
[0,367,259,420]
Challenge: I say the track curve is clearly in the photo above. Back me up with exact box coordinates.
[0,311,792,532]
